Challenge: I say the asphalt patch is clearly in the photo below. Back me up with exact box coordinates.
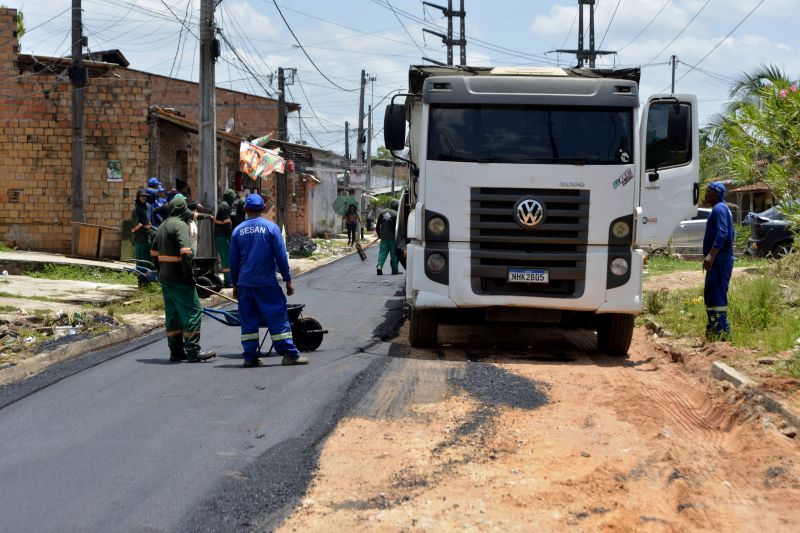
[175,356,392,533]
[454,361,549,411]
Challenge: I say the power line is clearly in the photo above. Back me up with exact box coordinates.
[560,7,578,49]
[270,0,358,92]
[598,0,623,50]
[672,0,767,86]
[644,0,711,66]
[385,0,425,55]
[216,29,275,98]
[617,0,670,53]
[22,7,71,35]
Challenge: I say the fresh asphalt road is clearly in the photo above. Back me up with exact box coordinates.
[0,245,405,533]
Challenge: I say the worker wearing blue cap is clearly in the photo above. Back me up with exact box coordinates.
[229,194,308,367]
[148,177,161,188]
[702,181,735,340]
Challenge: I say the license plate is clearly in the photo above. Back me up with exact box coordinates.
[508,269,549,283]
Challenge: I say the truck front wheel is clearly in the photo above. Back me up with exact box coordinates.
[409,307,438,348]
[596,313,634,356]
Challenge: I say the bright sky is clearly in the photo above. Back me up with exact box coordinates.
[9,0,800,153]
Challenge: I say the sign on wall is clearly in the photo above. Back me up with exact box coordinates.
[106,160,123,182]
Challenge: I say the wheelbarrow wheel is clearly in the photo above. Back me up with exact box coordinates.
[292,316,324,352]
[195,276,219,299]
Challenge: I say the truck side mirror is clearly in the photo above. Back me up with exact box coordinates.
[667,104,690,151]
[383,104,407,152]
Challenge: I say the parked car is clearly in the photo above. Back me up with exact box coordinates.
[744,205,795,258]
[670,208,711,254]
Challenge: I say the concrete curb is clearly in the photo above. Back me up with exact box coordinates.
[0,292,230,386]
[711,361,800,428]
[0,322,161,386]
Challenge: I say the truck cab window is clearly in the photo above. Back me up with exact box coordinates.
[427,104,633,165]
[645,102,692,171]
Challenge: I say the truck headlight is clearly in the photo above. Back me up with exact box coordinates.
[427,216,447,236]
[426,253,447,272]
[612,220,630,239]
[610,257,629,276]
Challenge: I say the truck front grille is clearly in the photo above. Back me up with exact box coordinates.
[470,187,589,297]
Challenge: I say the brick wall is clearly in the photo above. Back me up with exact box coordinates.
[0,8,294,256]
[0,9,152,255]
[125,69,284,138]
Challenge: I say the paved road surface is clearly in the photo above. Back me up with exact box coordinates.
[0,247,404,533]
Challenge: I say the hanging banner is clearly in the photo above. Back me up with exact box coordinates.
[239,141,285,181]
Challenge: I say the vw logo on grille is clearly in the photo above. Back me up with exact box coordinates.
[513,197,546,228]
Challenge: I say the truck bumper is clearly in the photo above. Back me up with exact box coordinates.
[408,244,643,315]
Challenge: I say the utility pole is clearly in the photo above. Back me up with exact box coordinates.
[670,55,678,93]
[69,0,86,256]
[276,67,296,230]
[422,1,467,66]
[198,0,217,258]
[554,0,615,68]
[356,69,366,183]
[344,121,350,161]
[277,67,287,142]
[366,104,373,199]
[277,67,287,229]
[344,121,350,188]
[459,0,466,66]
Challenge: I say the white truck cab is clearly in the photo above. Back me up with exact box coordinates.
[384,66,699,354]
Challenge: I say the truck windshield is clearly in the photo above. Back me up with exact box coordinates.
[428,104,633,165]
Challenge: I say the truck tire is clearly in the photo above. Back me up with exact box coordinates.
[597,313,634,356]
[409,307,438,348]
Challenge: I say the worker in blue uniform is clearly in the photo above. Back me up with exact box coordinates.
[229,194,308,367]
[702,181,735,340]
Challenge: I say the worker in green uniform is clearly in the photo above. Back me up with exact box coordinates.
[151,197,216,363]
[214,189,238,288]
[131,188,155,286]
[375,199,401,275]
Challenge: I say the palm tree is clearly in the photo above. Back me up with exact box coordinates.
[701,64,796,185]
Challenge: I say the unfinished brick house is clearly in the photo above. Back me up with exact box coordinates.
[0,7,321,258]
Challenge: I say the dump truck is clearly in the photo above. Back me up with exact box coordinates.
[383,65,699,354]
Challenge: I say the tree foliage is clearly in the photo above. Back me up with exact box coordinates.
[701,64,800,222]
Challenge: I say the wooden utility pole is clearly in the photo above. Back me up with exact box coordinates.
[356,70,366,171]
[277,67,288,229]
[277,67,287,142]
[344,121,350,161]
[198,0,217,258]
[70,0,86,256]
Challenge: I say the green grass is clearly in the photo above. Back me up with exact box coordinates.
[641,274,800,356]
[0,241,13,252]
[0,304,17,312]
[645,254,764,278]
[92,283,164,317]
[26,264,136,285]
[0,291,52,302]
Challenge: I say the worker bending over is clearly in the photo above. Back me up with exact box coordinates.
[229,194,308,367]
[150,197,216,363]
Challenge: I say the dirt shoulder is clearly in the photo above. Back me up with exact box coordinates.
[279,326,800,532]
[643,265,755,293]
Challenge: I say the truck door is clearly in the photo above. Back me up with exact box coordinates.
[637,95,699,246]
